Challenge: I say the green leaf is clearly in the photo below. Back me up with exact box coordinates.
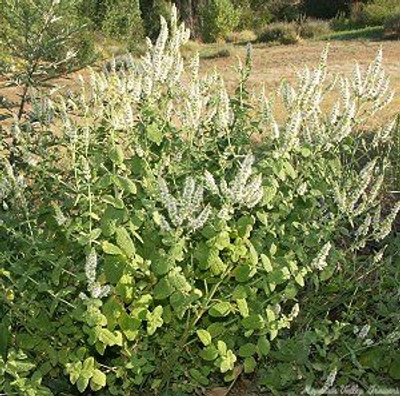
[294,272,305,287]
[189,368,209,386]
[116,176,137,195]
[147,306,163,335]
[104,256,125,284]
[237,215,255,238]
[234,264,254,282]
[244,356,257,373]
[153,277,175,300]
[77,376,90,393]
[90,369,107,391]
[152,256,174,276]
[102,195,125,209]
[242,314,264,330]
[0,322,10,360]
[116,227,135,258]
[81,357,95,380]
[147,123,163,145]
[219,350,237,373]
[261,254,273,272]
[389,354,400,380]
[109,146,124,165]
[257,336,270,356]
[119,314,140,341]
[200,345,219,361]
[217,340,227,356]
[236,298,249,317]
[265,308,276,323]
[238,343,257,358]
[98,329,123,347]
[283,161,296,179]
[196,329,212,346]
[209,302,231,317]
[214,231,231,250]
[102,241,124,256]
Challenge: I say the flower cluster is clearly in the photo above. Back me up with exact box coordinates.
[157,176,211,233]
[80,248,110,300]
[204,153,264,211]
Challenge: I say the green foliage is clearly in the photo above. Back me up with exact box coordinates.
[299,19,331,39]
[267,0,301,22]
[139,0,171,40]
[350,0,400,27]
[257,22,300,44]
[0,0,96,119]
[101,0,144,42]
[1,4,399,395]
[384,9,400,37]
[200,0,241,42]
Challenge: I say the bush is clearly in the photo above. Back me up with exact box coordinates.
[384,9,400,37]
[236,3,272,30]
[350,0,399,27]
[225,30,257,43]
[1,5,399,395]
[257,22,300,44]
[299,19,331,39]
[200,0,241,43]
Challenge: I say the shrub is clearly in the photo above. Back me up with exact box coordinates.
[1,4,399,395]
[225,30,257,43]
[384,9,400,37]
[299,19,331,39]
[236,3,272,30]
[257,22,300,44]
[200,45,232,59]
[200,0,241,43]
[350,0,399,27]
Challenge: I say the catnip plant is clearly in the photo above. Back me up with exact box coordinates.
[0,4,398,395]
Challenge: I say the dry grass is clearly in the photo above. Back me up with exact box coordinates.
[199,40,400,122]
[1,40,399,124]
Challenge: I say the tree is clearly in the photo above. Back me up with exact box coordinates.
[200,0,241,42]
[0,0,91,120]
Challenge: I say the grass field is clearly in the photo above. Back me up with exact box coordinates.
[1,39,400,124]
[199,40,400,121]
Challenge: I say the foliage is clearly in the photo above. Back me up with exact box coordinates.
[0,0,95,120]
[200,0,241,42]
[234,0,272,30]
[384,9,400,37]
[101,0,144,43]
[299,19,332,39]
[350,0,400,27]
[139,0,171,40]
[257,22,300,44]
[1,4,399,395]
[267,0,302,22]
